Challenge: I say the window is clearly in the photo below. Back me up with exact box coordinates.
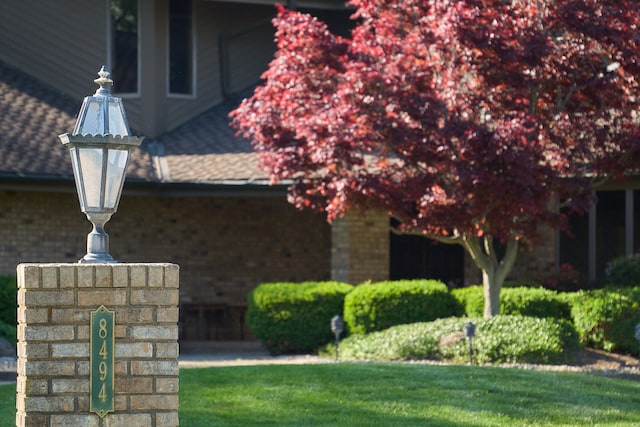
[110,0,139,94]
[168,0,193,95]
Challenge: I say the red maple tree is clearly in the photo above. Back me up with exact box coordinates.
[231,0,639,317]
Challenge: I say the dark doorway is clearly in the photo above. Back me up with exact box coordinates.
[390,227,464,287]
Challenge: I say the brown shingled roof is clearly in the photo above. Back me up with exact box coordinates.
[148,98,267,183]
[0,60,267,186]
[0,61,153,182]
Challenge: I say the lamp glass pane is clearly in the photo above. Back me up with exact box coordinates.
[104,149,129,209]
[69,147,88,211]
[78,147,104,209]
[77,100,104,135]
[108,101,129,136]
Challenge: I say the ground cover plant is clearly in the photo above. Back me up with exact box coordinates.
[324,315,579,365]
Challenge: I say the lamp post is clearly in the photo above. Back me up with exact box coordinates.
[59,66,143,263]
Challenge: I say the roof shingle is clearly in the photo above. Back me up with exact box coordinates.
[0,61,264,185]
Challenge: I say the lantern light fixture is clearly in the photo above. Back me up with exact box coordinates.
[59,66,143,263]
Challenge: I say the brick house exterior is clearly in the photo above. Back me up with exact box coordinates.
[0,0,637,342]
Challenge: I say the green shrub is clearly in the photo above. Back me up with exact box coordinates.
[451,286,484,317]
[326,315,579,365]
[604,254,640,287]
[246,281,353,355]
[0,275,16,327]
[343,280,463,335]
[0,276,16,344]
[0,321,16,346]
[569,288,640,353]
[452,285,571,320]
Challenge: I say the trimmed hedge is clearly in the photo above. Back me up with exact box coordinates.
[0,276,16,345]
[604,254,640,288]
[0,275,16,326]
[246,281,353,355]
[328,315,580,365]
[452,285,571,320]
[343,280,463,335]
[566,288,640,353]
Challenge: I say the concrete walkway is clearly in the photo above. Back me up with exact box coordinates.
[178,340,332,368]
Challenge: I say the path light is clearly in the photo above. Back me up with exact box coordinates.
[59,66,143,263]
[464,321,476,365]
[331,315,345,361]
[635,323,640,358]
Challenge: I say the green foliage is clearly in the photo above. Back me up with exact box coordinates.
[452,285,571,320]
[0,321,16,346]
[0,276,16,344]
[451,286,484,317]
[0,276,16,326]
[604,254,640,287]
[326,316,580,365]
[246,281,353,355]
[343,280,463,335]
[568,288,640,353]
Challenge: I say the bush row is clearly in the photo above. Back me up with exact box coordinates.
[344,280,464,334]
[247,279,640,356]
[451,286,572,320]
[246,281,353,354]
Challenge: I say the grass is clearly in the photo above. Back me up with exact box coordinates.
[178,363,640,426]
[1,363,640,426]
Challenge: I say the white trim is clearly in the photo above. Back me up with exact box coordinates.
[167,0,197,98]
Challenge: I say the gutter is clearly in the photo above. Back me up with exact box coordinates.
[0,173,290,198]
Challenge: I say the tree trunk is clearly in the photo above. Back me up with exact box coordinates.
[462,235,519,318]
[482,267,503,317]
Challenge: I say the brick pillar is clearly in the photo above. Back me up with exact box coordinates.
[331,210,390,284]
[16,263,180,427]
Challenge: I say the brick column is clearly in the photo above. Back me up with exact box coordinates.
[331,210,390,284]
[16,263,180,427]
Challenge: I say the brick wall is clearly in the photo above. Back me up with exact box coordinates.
[16,263,179,427]
[0,190,331,303]
[0,189,331,340]
[331,210,389,284]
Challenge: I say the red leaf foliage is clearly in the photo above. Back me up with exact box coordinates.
[231,0,640,244]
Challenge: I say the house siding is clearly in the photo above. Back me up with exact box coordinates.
[0,0,107,102]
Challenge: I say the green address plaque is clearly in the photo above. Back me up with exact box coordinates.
[90,305,115,418]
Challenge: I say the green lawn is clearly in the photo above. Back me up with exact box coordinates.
[1,363,640,426]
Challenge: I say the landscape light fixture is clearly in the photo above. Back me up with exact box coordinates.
[464,321,476,365]
[331,315,345,362]
[59,66,143,263]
